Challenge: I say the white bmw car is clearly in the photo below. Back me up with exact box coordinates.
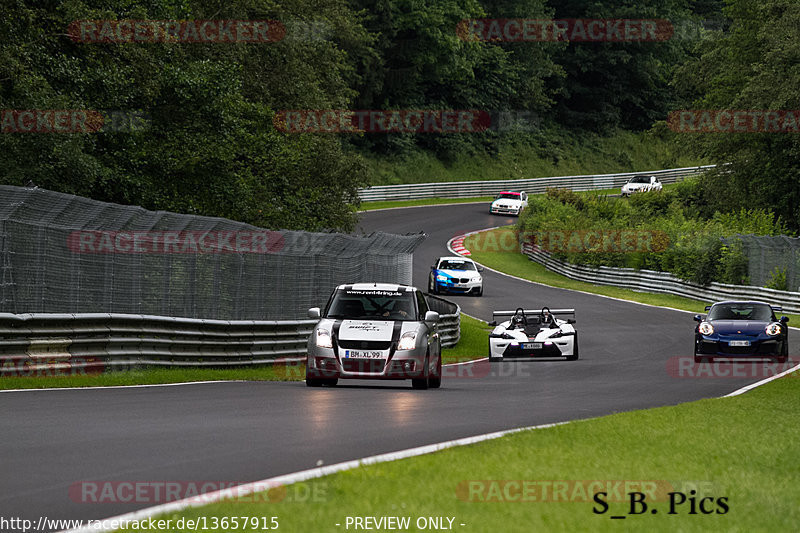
[490,191,528,216]
[306,283,442,389]
[621,175,662,197]
[429,256,483,296]
[489,307,578,361]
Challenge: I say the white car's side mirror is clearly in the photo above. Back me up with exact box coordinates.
[308,307,321,319]
[425,311,440,324]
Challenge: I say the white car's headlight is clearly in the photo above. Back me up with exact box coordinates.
[397,331,417,351]
[766,323,782,336]
[698,322,714,335]
[316,328,333,348]
[436,274,447,281]
[472,276,482,283]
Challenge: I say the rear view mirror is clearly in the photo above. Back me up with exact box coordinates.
[693,314,703,322]
[308,307,321,319]
[781,316,789,324]
[424,311,439,324]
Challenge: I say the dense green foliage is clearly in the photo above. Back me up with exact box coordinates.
[0,0,797,235]
[519,180,789,286]
[673,0,800,232]
[0,0,371,230]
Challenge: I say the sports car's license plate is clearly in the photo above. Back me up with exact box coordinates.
[522,342,542,350]
[343,349,385,359]
[729,340,751,347]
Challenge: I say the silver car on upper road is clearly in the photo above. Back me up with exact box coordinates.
[306,283,442,389]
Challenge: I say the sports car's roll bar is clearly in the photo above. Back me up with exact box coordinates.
[492,309,575,318]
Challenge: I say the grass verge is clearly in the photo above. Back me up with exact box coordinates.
[360,197,494,211]
[118,373,800,532]
[0,314,491,390]
[365,129,703,185]
[359,187,623,212]
[464,227,800,324]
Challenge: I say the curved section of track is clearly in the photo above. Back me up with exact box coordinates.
[2,203,790,525]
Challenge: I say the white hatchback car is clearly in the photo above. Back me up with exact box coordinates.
[306,283,442,389]
[621,175,662,197]
[490,191,528,216]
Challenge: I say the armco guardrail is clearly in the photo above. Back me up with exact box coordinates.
[0,313,318,375]
[358,165,715,202]
[426,295,461,348]
[0,301,462,376]
[523,246,800,314]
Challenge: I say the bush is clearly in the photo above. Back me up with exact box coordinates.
[765,267,788,291]
[518,182,786,287]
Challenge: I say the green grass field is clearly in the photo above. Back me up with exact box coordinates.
[116,372,799,532]
[360,197,494,211]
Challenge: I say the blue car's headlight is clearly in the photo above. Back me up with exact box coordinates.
[698,322,714,335]
[436,274,447,281]
[766,323,782,336]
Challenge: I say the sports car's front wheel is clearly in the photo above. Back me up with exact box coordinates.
[566,333,579,361]
[775,341,788,364]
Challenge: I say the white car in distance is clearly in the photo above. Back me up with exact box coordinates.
[490,191,528,216]
[621,175,662,197]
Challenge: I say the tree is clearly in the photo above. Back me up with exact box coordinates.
[0,0,371,231]
[674,0,800,231]
[547,0,695,132]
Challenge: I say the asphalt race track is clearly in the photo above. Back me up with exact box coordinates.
[2,203,794,527]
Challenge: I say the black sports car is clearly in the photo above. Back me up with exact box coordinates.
[694,301,789,363]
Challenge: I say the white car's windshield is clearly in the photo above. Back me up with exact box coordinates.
[439,260,476,271]
[497,193,521,199]
[707,303,773,321]
[326,289,417,320]
[628,176,651,184]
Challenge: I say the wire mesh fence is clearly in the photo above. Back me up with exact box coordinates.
[0,185,425,320]
[725,234,800,292]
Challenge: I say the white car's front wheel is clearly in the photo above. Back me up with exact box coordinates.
[566,333,579,361]
[412,355,431,389]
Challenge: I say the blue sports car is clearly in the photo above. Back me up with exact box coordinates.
[694,301,789,363]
